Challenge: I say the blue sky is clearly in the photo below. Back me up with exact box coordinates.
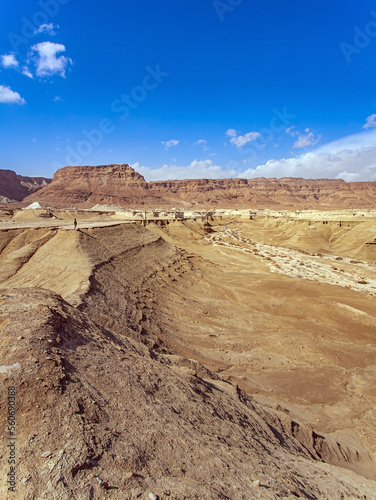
[1,0,376,181]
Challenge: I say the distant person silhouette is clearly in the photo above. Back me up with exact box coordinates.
[73,218,77,230]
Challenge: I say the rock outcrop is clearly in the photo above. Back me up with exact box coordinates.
[9,164,376,208]
[0,169,51,204]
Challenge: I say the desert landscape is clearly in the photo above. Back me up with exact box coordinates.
[0,164,375,499]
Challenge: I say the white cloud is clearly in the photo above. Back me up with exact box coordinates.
[363,114,376,129]
[225,129,237,138]
[0,85,26,105]
[1,53,19,69]
[240,129,376,182]
[21,66,33,78]
[132,159,237,181]
[226,128,261,148]
[286,126,321,148]
[31,42,72,78]
[54,96,62,101]
[293,128,321,149]
[161,139,179,150]
[193,139,209,151]
[285,126,298,137]
[135,128,376,183]
[232,132,261,148]
[0,53,34,78]
[34,23,57,35]
[315,128,376,154]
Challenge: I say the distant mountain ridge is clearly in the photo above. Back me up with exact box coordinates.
[2,164,376,208]
[0,169,51,204]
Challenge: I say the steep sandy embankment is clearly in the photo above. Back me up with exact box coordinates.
[143,217,376,466]
[0,221,376,498]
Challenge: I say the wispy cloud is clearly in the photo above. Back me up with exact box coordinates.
[0,85,26,105]
[293,128,321,149]
[225,128,260,147]
[193,139,207,146]
[31,42,73,78]
[161,139,179,150]
[21,66,33,78]
[1,53,34,78]
[0,53,19,69]
[240,128,376,182]
[132,159,237,181]
[286,126,321,148]
[34,23,58,36]
[193,138,209,150]
[363,114,376,129]
[285,126,298,137]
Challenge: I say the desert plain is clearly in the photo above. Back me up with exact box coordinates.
[0,166,376,499]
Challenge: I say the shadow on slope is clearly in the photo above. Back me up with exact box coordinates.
[0,288,375,499]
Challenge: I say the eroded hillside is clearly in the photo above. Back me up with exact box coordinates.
[0,213,376,499]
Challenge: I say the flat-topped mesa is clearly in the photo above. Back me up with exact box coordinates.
[53,164,147,185]
[23,164,152,208]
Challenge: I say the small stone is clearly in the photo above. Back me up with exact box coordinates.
[149,493,158,500]
[252,479,260,487]
[41,451,52,458]
[95,476,109,489]
[18,336,24,340]
[21,476,30,483]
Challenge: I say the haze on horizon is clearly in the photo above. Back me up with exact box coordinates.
[1,0,376,182]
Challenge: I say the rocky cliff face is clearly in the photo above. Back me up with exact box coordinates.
[13,164,376,208]
[148,177,376,208]
[0,169,51,204]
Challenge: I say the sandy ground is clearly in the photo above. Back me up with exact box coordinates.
[144,213,376,468]
[204,226,376,296]
[0,207,376,498]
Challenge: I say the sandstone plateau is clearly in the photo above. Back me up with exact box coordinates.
[12,164,376,209]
